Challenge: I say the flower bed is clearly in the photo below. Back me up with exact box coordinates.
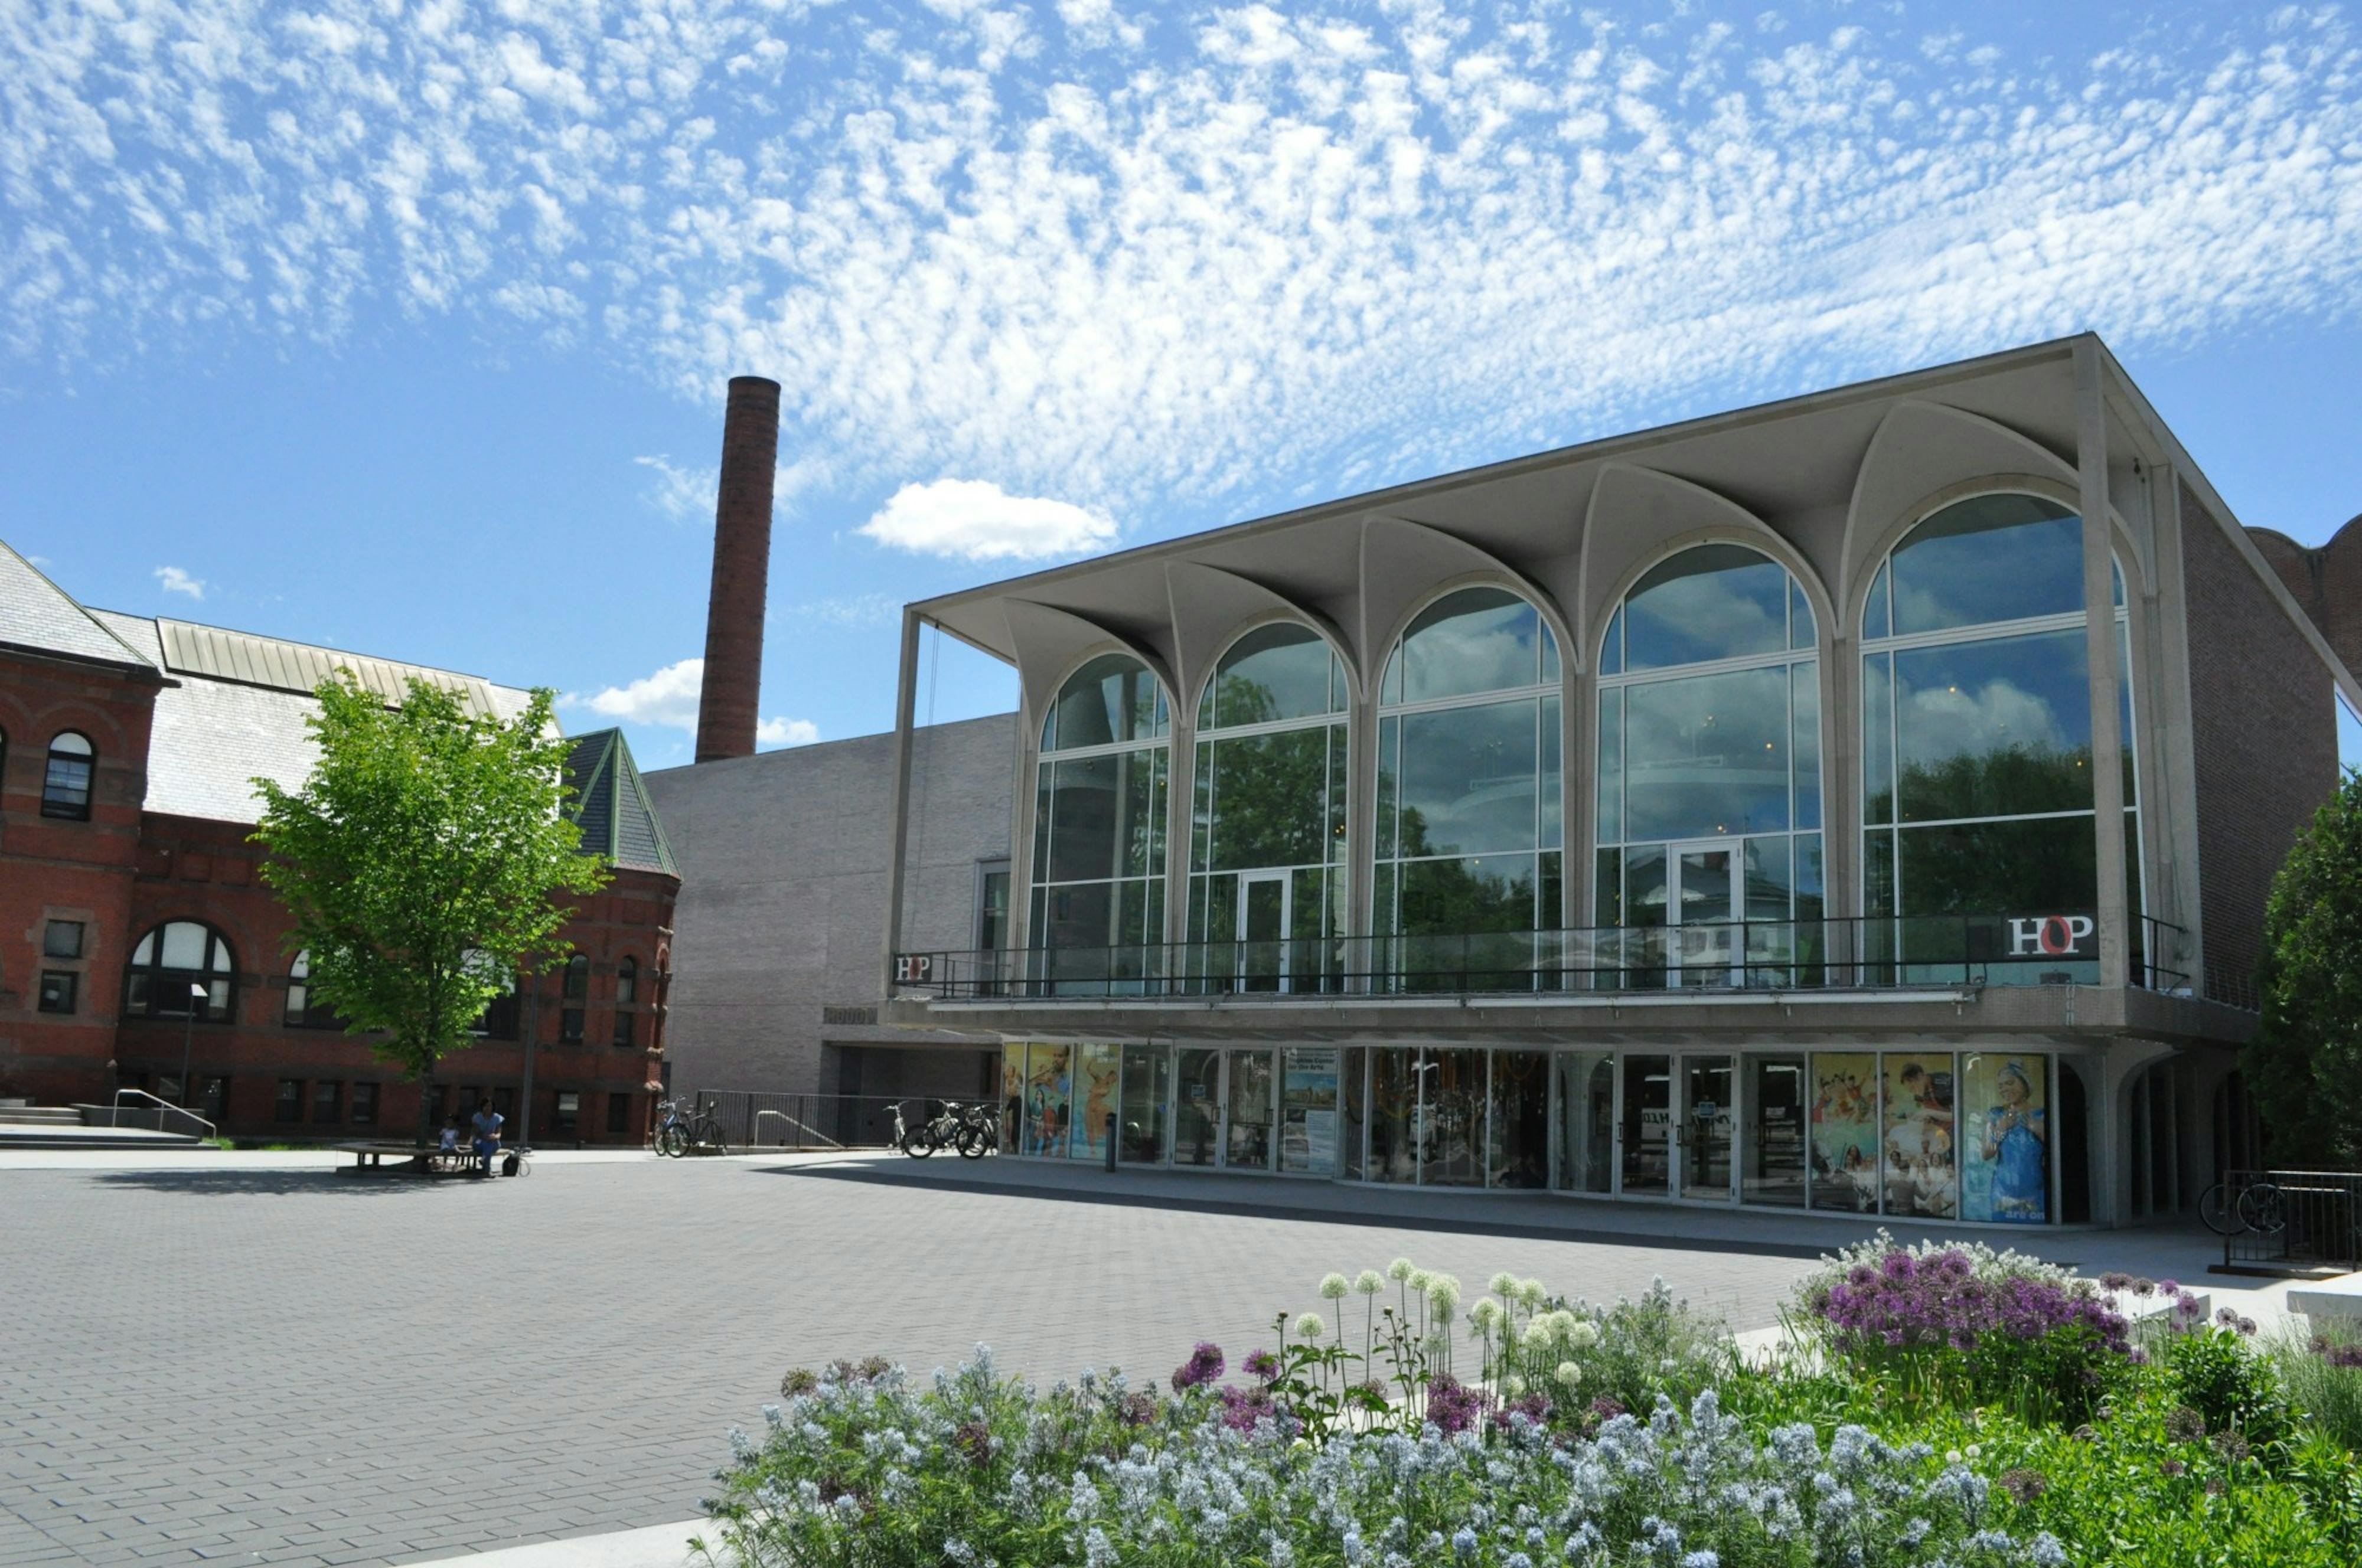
[698,1246,2362,1567]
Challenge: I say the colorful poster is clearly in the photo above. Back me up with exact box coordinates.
[1069,1044,1120,1160]
[1023,1043,1070,1157]
[1883,1054,1958,1218]
[1000,1051,1026,1154]
[1961,1054,2048,1223]
[1808,1053,1880,1211]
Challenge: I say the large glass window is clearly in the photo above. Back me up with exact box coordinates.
[1031,654,1170,989]
[1376,588,1562,989]
[1189,625,1347,992]
[1861,494,2138,983]
[123,921,235,1021]
[283,950,344,1029]
[1597,547,1821,988]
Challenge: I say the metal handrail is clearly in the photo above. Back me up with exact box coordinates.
[753,1108,843,1150]
[891,912,2193,1003]
[109,1088,217,1141]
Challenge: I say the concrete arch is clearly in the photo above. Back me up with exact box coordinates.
[1578,465,1832,659]
[1165,560,1361,725]
[1850,473,2146,639]
[1005,599,1179,753]
[1359,515,1577,680]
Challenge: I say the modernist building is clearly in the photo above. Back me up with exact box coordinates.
[879,335,2357,1229]
[0,540,680,1143]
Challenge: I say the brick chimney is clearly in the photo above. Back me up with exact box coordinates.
[694,375,781,763]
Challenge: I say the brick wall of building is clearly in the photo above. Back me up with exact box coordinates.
[2248,517,2362,681]
[2182,485,2340,1002]
[0,648,161,1103]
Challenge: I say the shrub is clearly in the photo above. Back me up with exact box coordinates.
[2275,1320,2362,1456]
[2164,1325,2286,1446]
[700,1347,2068,1568]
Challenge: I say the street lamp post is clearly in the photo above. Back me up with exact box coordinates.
[178,981,208,1129]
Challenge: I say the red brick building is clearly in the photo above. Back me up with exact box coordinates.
[1,540,679,1144]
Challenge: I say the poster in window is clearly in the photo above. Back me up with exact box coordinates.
[1808,1054,1880,1211]
[1024,1043,1070,1157]
[1960,1053,2048,1224]
[1069,1044,1119,1160]
[1882,1053,1958,1217]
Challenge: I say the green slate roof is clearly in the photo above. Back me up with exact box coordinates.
[563,729,680,878]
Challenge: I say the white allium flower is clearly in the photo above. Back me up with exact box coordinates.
[1489,1272,1518,1296]
[1470,1299,1505,1331]
[1555,1361,1583,1386]
[1567,1320,1603,1350]
[1516,1278,1547,1308]
[1503,1374,1525,1396]
[1522,1321,1555,1350]
[1388,1257,1417,1282]
[1408,1269,1435,1292]
[1355,1270,1386,1295]
[1295,1312,1326,1341]
[1427,1275,1462,1314]
[1320,1273,1352,1300]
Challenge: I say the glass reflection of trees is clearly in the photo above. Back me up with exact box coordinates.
[1859,494,2139,981]
[1030,654,1170,982]
[1374,587,1562,988]
[1595,545,1822,986]
[1187,624,1348,989]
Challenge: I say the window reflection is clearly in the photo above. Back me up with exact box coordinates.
[1033,656,1170,984]
[1375,589,1562,975]
[1596,546,1821,989]
[1189,625,1346,992]
[1862,494,2139,984]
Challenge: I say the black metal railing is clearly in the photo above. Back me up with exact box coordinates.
[687,1090,982,1151]
[892,913,2191,1002]
[2219,1170,2362,1275]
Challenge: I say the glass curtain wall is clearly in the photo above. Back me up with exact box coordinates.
[1375,588,1563,991]
[1596,545,1822,988]
[1030,655,1171,992]
[1188,625,1349,992]
[1859,495,2139,982]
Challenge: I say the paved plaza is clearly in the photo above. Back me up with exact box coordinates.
[0,1149,2254,1567]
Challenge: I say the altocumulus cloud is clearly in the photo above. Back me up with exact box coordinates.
[564,658,817,750]
[154,566,205,600]
[858,479,1116,562]
[6,2,2362,522]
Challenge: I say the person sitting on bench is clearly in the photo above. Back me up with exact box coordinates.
[439,1115,461,1157]
[469,1098,504,1177]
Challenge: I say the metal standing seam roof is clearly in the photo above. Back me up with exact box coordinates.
[152,618,523,720]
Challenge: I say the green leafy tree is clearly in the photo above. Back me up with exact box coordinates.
[2251,767,2362,1165]
[250,674,609,1145]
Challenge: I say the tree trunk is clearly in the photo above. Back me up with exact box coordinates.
[416,1074,437,1149]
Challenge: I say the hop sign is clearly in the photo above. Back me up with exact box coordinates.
[893,953,935,984]
[2006,915,2096,958]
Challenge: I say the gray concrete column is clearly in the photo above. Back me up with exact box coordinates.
[2076,342,2131,989]
[880,609,925,980]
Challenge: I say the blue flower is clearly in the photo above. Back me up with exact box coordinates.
[1453,1525,1479,1557]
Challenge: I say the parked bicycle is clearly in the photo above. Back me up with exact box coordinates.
[2200,1177,2285,1235]
[892,1099,996,1159]
[653,1097,731,1158]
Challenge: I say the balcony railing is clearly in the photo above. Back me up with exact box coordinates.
[892,913,2192,1002]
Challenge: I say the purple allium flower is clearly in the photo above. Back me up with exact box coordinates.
[2161,1459,2187,1478]
[1424,1375,1492,1436]
[1491,1390,1554,1432]
[2316,1338,2362,1369]
[2165,1407,2205,1442]
[952,1419,994,1466]
[1999,1468,2048,1504]
[1243,1348,1281,1384]
[1171,1342,1225,1390]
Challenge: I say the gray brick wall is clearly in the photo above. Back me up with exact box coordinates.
[2181,485,2338,1002]
[643,713,1015,1096]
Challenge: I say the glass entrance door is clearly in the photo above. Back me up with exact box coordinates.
[1238,873,1290,992]
[1225,1048,1276,1170]
[1681,1054,1735,1200]
[1671,845,1740,986]
[1174,1048,1222,1166]
[1621,1053,1672,1195]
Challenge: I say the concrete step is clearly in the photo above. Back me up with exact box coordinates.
[0,1124,208,1149]
[0,1107,85,1125]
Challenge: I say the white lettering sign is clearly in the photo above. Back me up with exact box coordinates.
[2006,915,2096,958]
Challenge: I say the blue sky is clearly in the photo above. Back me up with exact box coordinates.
[4,1,2359,771]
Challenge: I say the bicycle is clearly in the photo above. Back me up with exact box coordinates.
[892,1099,994,1158]
[653,1097,731,1158]
[2198,1177,2286,1235]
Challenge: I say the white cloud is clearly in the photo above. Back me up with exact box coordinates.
[6,6,2362,525]
[789,593,902,628]
[756,716,820,747]
[635,453,833,523]
[566,656,817,748]
[859,479,1116,561]
[154,566,205,600]
[567,658,705,730]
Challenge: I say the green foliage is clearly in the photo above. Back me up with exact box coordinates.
[2252,765,2362,1164]
[2275,1321,2362,1456]
[2167,1327,2289,1446]
[1542,1278,1732,1420]
[250,675,607,1128]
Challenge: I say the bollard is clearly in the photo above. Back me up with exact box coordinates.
[1105,1111,1117,1172]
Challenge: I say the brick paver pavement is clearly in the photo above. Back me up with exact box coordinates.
[0,1152,1901,1566]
